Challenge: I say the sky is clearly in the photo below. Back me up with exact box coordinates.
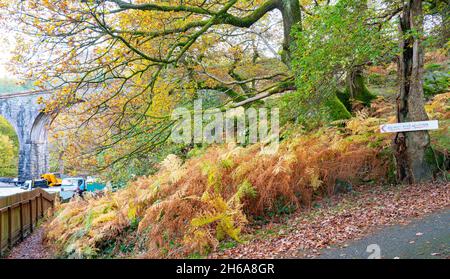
[0,32,15,79]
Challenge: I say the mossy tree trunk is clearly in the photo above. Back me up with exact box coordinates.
[394,0,433,184]
[346,66,376,106]
[278,0,302,68]
[343,1,375,109]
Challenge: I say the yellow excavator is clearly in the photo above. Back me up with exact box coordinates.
[41,173,62,187]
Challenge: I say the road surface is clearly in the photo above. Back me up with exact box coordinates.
[318,209,450,259]
[0,185,66,198]
[0,184,26,197]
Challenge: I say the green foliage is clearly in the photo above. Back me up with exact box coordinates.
[105,142,189,188]
[289,0,397,127]
[218,240,237,251]
[0,135,17,177]
[367,73,384,86]
[187,145,208,159]
[423,1,450,49]
[424,146,448,177]
[423,63,449,96]
[293,0,393,89]
[236,180,257,201]
[282,90,325,130]
[267,196,297,217]
[0,117,18,177]
[0,117,18,141]
[187,252,204,259]
[277,92,351,130]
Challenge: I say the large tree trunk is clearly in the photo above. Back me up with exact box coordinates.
[277,0,302,68]
[394,0,433,184]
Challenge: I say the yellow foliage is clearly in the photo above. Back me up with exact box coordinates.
[426,92,450,120]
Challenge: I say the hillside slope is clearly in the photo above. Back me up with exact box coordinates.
[43,93,449,259]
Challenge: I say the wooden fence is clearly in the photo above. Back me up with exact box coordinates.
[0,188,56,256]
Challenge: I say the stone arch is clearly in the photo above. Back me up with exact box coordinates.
[0,93,52,181]
[29,112,51,179]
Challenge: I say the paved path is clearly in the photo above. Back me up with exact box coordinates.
[318,209,450,259]
[6,226,52,259]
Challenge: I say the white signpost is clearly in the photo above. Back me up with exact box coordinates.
[380,120,439,133]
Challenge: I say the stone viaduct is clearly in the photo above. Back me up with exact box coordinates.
[0,91,51,182]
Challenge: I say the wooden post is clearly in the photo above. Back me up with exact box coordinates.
[29,199,33,233]
[7,207,12,249]
[40,193,44,218]
[35,196,39,223]
[0,210,3,257]
[19,202,24,240]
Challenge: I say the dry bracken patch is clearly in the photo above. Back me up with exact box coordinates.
[45,92,450,258]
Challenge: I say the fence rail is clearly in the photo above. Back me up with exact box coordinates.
[0,188,56,256]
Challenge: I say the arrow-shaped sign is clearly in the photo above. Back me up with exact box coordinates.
[380,120,439,133]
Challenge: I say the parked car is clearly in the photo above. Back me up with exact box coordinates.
[20,180,32,190]
[58,177,85,201]
[32,179,49,188]
[20,179,49,190]
[58,177,106,201]
[61,177,86,193]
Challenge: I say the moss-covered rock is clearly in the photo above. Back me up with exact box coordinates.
[336,89,352,112]
[324,94,352,121]
[337,73,376,113]
[345,70,377,108]
[350,73,377,106]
